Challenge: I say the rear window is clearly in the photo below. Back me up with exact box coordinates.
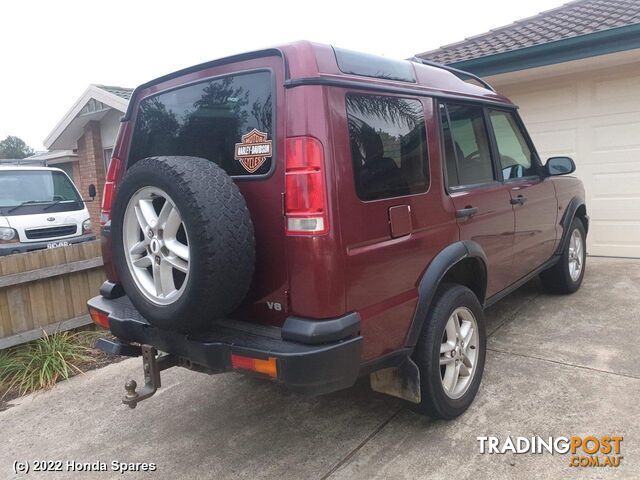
[347,94,428,201]
[128,70,274,176]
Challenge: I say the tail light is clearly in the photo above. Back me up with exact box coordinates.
[231,353,277,378]
[100,156,123,226]
[88,307,110,329]
[285,136,329,235]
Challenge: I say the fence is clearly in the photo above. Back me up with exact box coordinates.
[0,240,105,349]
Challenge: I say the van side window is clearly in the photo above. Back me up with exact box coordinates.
[489,109,537,179]
[346,94,428,201]
[440,103,495,188]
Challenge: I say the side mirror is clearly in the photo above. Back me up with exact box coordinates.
[546,156,575,176]
[88,184,97,199]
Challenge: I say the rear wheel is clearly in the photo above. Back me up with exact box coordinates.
[410,284,486,419]
[540,218,586,294]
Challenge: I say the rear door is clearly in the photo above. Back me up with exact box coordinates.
[487,109,558,282]
[439,103,515,297]
[125,58,289,325]
[331,91,458,360]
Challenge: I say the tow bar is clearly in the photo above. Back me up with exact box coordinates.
[95,338,177,409]
[122,345,177,409]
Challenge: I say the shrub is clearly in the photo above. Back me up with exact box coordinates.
[0,330,102,397]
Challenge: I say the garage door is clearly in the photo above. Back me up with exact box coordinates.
[496,61,640,258]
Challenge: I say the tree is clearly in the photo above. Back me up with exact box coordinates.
[0,136,35,159]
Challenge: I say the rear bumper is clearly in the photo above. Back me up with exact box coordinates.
[87,295,362,395]
[0,234,96,256]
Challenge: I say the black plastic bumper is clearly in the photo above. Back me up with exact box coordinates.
[0,234,96,256]
[87,295,363,396]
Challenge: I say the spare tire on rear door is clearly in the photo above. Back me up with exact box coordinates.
[111,156,255,333]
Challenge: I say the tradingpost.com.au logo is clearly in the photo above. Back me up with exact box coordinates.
[477,435,623,468]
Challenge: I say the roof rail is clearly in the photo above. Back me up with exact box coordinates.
[0,158,48,167]
[409,57,496,92]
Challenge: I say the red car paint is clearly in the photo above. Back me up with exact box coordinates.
[102,41,586,363]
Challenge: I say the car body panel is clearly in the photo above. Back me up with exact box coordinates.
[101,41,586,368]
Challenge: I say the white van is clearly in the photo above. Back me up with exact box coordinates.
[0,164,95,256]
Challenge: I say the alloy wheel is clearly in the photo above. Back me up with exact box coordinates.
[439,307,479,399]
[568,228,584,282]
[123,186,190,305]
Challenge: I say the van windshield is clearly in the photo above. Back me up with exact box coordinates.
[0,170,83,215]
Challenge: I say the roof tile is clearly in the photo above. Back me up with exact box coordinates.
[95,85,133,100]
[417,0,640,64]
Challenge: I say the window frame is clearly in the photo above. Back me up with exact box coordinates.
[127,67,278,182]
[345,91,431,202]
[103,147,113,174]
[438,101,501,193]
[485,106,544,183]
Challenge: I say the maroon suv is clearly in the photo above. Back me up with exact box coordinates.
[88,41,588,419]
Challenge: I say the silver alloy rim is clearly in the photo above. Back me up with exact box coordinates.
[439,307,479,399]
[568,228,583,282]
[123,186,190,305]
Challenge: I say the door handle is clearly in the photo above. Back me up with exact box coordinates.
[456,206,479,218]
[510,195,527,205]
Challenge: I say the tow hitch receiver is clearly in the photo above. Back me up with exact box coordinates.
[123,345,177,409]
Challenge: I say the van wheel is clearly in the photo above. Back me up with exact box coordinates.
[540,218,586,294]
[111,156,255,333]
[410,284,486,419]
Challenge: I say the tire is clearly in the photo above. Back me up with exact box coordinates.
[540,218,586,294]
[111,156,255,333]
[410,284,486,419]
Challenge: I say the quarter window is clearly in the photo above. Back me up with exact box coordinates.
[440,103,495,188]
[489,110,537,179]
[346,94,428,201]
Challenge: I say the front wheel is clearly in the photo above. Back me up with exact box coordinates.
[410,284,486,419]
[540,218,586,294]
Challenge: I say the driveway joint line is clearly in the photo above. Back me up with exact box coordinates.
[488,347,640,380]
[487,291,542,338]
[320,406,404,479]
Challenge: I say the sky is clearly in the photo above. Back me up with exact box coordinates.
[0,0,567,151]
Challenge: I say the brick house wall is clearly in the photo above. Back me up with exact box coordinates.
[76,121,106,234]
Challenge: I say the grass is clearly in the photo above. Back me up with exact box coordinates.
[0,329,106,399]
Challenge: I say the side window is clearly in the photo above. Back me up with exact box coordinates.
[346,94,428,201]
[440,103,495,188]
[489,110,537,179]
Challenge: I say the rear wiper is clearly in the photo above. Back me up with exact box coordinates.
[7,200,51,213]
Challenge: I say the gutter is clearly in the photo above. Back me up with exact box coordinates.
[443,23,640,77]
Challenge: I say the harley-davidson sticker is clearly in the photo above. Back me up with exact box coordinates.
[234,129,273,173]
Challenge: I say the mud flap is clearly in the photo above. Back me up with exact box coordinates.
[370,357,421,404]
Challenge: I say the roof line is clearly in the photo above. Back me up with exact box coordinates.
[416,0,584,57]
[43,85,129,149]
[447,22,640,76]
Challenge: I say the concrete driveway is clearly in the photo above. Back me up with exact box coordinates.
[2,257,639,479]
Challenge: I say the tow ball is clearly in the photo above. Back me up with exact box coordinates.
[122,345,177,409]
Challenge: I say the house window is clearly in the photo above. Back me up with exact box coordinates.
[103,148,113,173]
